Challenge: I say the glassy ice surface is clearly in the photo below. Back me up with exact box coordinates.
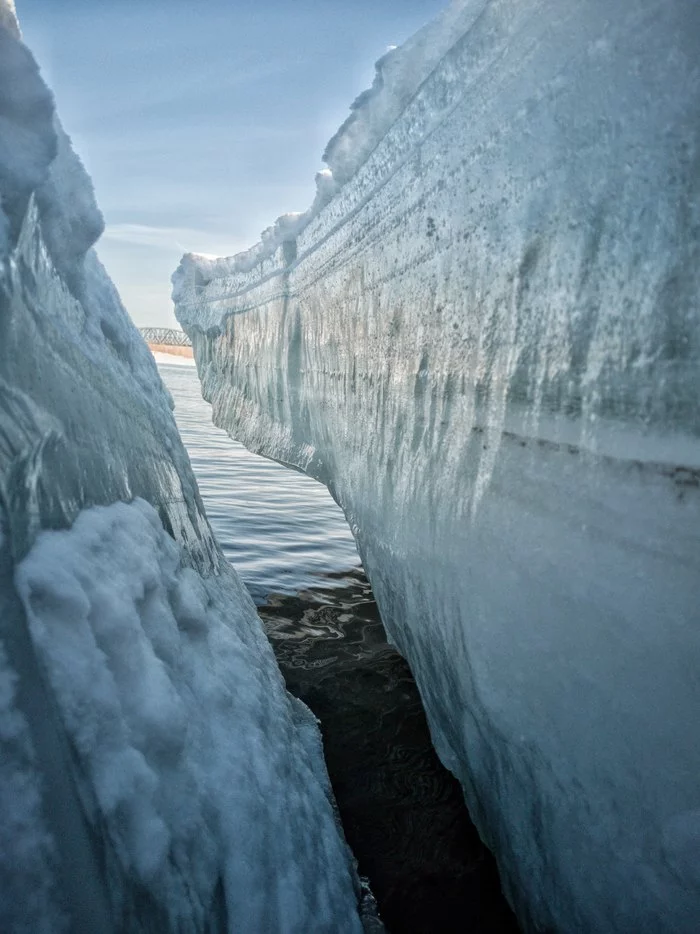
[159,362,360,602]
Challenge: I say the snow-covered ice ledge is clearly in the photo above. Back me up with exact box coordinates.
[175,0,700,930]
[0,7,366,932]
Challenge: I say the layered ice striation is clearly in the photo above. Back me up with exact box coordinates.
[0,7,366,933]
[174,0,700,930]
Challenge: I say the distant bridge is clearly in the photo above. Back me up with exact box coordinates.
[139,327,192,347]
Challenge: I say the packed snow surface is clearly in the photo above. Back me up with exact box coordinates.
[175,0,700,931]
[0,6,365,932]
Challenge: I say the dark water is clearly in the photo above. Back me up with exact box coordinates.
[159,360,518,933]
[260,572,519,934]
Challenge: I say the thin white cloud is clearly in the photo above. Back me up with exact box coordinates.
[102,223,207,251]
[102,223,243,256]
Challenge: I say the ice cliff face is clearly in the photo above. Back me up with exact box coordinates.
[174,0,700,930]
[0,8,365,933]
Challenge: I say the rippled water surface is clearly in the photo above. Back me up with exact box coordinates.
[159,361,360,602]
[159,358,518,933]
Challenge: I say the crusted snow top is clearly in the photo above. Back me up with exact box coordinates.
[322,0,476,185]
[0,0,19,37]
[0,14,169,404]
[173,1,478,292]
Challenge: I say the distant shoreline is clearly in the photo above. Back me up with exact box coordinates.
[148,342,193,358]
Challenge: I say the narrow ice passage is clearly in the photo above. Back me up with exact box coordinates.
[161,359,518,932]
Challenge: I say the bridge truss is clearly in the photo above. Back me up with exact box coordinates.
[139,327,192,347]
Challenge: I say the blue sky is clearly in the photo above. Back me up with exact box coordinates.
[20,0,446,327]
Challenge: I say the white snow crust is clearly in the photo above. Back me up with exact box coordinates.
[15,499,362,933]
[175,0,700,930]
[0,9,365,933]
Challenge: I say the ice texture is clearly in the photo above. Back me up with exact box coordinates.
[0,7,364,932]
[174,0,700,930]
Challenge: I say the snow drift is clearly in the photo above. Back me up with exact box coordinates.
[174,0,700,930]
[0,6,365,932]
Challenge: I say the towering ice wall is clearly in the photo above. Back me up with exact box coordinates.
[174,0,700,930]
[0,7,366,933]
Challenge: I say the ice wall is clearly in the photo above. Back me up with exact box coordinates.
[0,9,366,933]
[174,0,700,930]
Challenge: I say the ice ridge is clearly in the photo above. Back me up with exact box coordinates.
[174,0,700,930]
[0,10,366,933]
